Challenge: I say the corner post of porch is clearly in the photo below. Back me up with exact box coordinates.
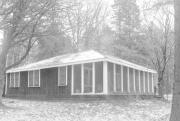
[103,61,108,94]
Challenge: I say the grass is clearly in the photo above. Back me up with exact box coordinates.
[0,97,171,121]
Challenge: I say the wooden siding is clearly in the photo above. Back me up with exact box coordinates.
[6,66,71,98]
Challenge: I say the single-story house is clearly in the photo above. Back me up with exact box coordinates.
[5,50,157,98]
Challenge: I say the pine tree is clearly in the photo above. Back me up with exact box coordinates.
[113,0,140,42]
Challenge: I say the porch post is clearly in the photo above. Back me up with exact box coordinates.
[127,67,130,93]
[81,64,84,94]
[152,73,154,93]
[143,71,145,93]
[147,72,149,94]
[92,63,95,94]
[133,69,136,92]
[113,64,116,92]
[121,65,123,92]
[139,70,141,93]
[103,61,108,94]
[71,65,74,94]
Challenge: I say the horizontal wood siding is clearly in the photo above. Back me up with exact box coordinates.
[41,67,71,98]
[7,66,71,98]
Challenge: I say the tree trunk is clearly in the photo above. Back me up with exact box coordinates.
[169,0,180,120]
[158,77,164,98]
[0,32,10,105]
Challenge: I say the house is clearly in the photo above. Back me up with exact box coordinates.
[5,50,157,98]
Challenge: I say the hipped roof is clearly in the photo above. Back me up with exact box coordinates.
[6,50,157,73]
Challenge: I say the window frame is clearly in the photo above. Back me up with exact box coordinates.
[58,66,68,86]
[9,72,20,88]
[28,70,41,87]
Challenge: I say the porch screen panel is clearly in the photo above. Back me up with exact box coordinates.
[84,63,92,93]
[108,62,114,93]
[123,66,128,92]
[116,65,121,92]
[95,62,103,93]
[74,64,81,93]
[15,72,20,87]
[145,72,148,93]
[28,71,33,87]
[135,70,139,92]
[140,71,144,93]
[10,73,14,87]
[34,70,40,87]
[129,68,134,92]
[149,73,152,93]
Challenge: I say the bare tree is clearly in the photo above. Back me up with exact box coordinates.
[0,0,57,105]
[142,1,174,97]
[64,0,107,51]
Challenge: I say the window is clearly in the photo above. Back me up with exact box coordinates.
[9,72,20,88]
[58,66,67,86]
[28,70,40,87]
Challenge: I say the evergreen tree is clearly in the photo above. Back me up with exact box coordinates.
[113,0,140,44]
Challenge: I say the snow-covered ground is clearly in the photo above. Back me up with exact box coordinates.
[0,98,170,121]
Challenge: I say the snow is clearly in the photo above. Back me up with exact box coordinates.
[0,98,170,121]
